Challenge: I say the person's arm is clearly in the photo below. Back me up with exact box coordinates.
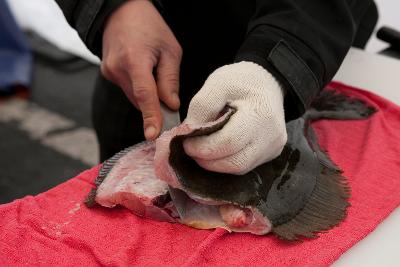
[183,0,375,175]
[235,0,375,120]
[56,0,182,141]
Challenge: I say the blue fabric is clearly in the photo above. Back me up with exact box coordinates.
[0,1,32,92]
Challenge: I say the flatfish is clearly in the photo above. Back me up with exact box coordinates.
[86,89,375,240]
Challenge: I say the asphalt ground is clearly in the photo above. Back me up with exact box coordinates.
[0,33,99,203]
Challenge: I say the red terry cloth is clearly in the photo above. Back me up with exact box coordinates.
[0,82,399,267]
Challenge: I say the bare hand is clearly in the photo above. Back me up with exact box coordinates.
[101,0,182,140]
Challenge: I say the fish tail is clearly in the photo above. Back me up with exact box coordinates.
[272,167,350,241]
[273,124,350,240]
[272,89,372,240]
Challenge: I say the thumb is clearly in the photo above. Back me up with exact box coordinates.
[186,81,227,124]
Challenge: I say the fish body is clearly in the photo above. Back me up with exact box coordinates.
[86,89,375,240]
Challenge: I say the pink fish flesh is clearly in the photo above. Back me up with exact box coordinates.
[91,111,272,235]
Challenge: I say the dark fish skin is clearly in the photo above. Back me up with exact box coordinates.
[168,89,376,240]
[169,118,320,226]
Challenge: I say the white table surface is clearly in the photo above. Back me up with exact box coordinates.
[332,48,400,267]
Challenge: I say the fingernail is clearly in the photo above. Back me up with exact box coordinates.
[145,125,157,140]
[172,92,180,105]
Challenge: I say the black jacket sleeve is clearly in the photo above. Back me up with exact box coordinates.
[235,0,374,120]
[55,0,126,57]
[56,0,375,120]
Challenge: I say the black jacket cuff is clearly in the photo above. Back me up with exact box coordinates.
[85,0,127,57]
[235,25,323,120]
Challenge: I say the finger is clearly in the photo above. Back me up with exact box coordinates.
[156,51,181,110]
[194,146,253,175]
[117,75,140,109]
[185,80,227,124]
[101,59,140,109]
[129,62,162,140]
[183,111,251,160]
[194,143,257,175]
[195,131,286,175]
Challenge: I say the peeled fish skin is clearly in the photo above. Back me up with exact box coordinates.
[93,142,177,222]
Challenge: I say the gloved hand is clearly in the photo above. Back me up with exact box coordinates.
[183,61,287,175]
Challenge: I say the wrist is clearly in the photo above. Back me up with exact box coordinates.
[225,61,285,103]
[104,0,152,31]
[86,0,127,57]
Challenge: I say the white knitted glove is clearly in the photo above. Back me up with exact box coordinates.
[183,61,287,175]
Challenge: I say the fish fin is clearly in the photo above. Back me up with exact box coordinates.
[304,89,374,171]
[305,125,341,172]
[84,145,136,207]
[272,167,350,241]
[306,89,376,121]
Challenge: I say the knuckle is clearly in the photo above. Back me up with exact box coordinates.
[168,42,183,59]
[227,160,245,174]
[118,47,143,68]
[187,138,203,153]
[162,72,180,86]
[133,86,151,102]
[280,130,288,144]
[143,113,156,121]
[176,45,183,58]
[122,46,135,56]
[121,54,138,70]
[234,166,246,174]
[100,63,109,78]
[187,101,206,118]
[141,106,158,122]
[101,60,116,78]
[190,95,208,111]
[208,132,233,151]
[231,150,254,173]
[273,121,288,145]
[183,139,196,156]
[190,93,204,106]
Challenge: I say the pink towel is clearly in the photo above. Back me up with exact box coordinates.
[1,82,399,266]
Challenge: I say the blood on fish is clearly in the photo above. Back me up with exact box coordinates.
[219,205,252,228]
